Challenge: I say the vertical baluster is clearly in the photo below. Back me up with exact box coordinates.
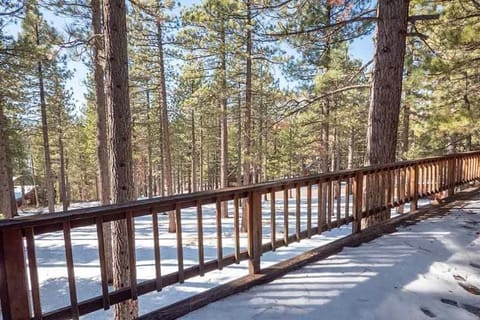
[63,221,79,319]
[429,162,433,193]
[295,184,301,242]
[26,228,42,318]
[406,166,411,201]
[389,169,394,207]
[283,187,289,246]
[336,180,341,227]
[233,196,240,263]
[320,181,327,232]
[400,167,405,207]
[352,171,363,233]
[345,178,350,220]
[151,208,162,290]
[197,202,205,273]
[364,174,370,215]
[270,190,276,250]
[175,207,184,283]
[216,199,223,270]
[126,212,137,300]
[327,179,333,229]
[317,180,322,233]
[95,218,111,308]
[306,184,312,238]
[412,163,419,211]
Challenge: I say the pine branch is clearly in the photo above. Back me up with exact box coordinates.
[273,84,370,126]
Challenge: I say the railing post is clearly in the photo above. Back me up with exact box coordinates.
[411,163,419,211]
[352,172,363,234]
[448,156,456,197]
[247,191,262,275]
[0,228,30,320]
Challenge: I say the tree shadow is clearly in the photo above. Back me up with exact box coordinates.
[180,206,480,320]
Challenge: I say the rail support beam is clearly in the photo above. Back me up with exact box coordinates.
[0,228,30,320]
[247,191,262,275]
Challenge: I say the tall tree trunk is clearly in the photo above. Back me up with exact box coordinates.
[237,86,242,186]
[30,154,38,207]
[0,103,16,219]
[92,0,113,283]
[199,115,204,191]
[103,0,138,318]
[464,72,472,151]
[347,126,354,169]
[38,60,55,213]
[58,135,68,212]
[191,108,198,192]
[241,0,252,232]
[156,17,175,232]
[401,104,410,159]
[331,127,337,171]
[364,0,409,227]
[220,24,229,217]
[320,104,329,172]
[146,88,153,198]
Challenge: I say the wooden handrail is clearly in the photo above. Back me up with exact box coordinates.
[1,151,479,320]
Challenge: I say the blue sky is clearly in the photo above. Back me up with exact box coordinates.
[4,1,375,112]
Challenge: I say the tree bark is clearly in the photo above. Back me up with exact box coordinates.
[156,17,175,232]
[58,135,68,212]
[92,0,113,284]
[191,108,198,192]
[364,0,409,228]
[146,88,153,198]
[0,103,16,219]
[401,104,410,159]
[103,0,138,318]
[241,0,252,233]
[347,126,354,169]
[219,23,229,217]
[37,60,55,213]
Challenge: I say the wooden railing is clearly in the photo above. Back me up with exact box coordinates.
[1,152,479,320]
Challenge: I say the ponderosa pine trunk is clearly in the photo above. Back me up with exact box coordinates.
[38,60,55,213]
[219,23,229,217]
[241,0,252,233]
[156,17,175,233]
[347,126,354,169]
[92,0,113,284]
[58,135,68,212]
[146,88,153,198]
[0,103,16,219]
[103,0,138,318]
[364,0,409,228]
[191,108,198,192]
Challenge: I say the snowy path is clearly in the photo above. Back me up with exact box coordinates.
[182,198,480,320]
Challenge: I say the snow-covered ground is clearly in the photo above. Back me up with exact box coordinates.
[183,197,480,320]
[2,187,434,319]
[17,187,360,319]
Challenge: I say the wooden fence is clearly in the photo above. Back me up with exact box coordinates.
[1,152,479,319]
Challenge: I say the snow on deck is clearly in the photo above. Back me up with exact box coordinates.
[183,199,480,320]
[2,189,474,319]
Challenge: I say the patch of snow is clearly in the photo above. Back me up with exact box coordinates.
[183,198,480,320]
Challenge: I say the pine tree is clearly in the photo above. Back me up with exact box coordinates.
[103,0,138,317]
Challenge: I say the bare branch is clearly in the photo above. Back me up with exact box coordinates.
[408,14,440,23]
[265,9,377,37]
[272,84,370,126]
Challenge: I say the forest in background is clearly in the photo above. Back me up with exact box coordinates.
[0,0,479,213]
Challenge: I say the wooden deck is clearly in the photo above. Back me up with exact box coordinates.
[0,152,479,320]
